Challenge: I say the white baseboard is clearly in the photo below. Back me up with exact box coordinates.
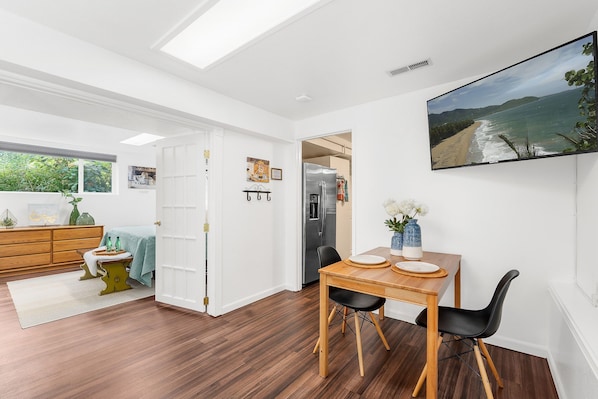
[546,350,567,399]
[221,285,286,314]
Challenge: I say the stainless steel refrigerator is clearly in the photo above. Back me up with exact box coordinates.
[303,162,337,285]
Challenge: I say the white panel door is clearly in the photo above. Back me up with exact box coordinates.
[155,133,206,312]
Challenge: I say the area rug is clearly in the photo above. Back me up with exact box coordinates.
[7,271,154,328]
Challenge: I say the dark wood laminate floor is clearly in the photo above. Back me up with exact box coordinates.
[0,273,558,399]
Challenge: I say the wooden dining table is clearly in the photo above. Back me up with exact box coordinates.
[318,247,462,399]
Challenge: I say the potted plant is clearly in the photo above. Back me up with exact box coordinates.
[61,191,83,225]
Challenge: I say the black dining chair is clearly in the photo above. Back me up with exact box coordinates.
[411,269,519,399]
[312,245,390,377]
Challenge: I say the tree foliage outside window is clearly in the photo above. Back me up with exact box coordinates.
[83,160,113,192]
[0,151,112,193]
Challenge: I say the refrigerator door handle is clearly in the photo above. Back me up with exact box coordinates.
[320,181,326,237]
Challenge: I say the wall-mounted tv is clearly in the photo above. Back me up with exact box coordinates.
[427,31,597,170]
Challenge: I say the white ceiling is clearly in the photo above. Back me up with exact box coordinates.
[0,0,597,123]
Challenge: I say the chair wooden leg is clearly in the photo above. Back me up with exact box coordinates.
[354,312,365,377]
[368,312,390,350]
[478,339,504,388]
[474,342,494,399]
[412,363,428,398]
[340,306,349,334]
[412,333,443,397]
[313,305,337,354]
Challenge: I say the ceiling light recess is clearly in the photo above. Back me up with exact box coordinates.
[295,94,312,102]
[121,133,164,146]
[161,0,324,70]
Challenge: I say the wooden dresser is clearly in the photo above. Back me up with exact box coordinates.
[0,225,103,277]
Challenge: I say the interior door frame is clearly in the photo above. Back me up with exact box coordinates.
[299,131,353,287]
[206,128,223,316]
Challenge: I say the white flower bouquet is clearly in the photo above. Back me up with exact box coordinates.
[383,198,428,233]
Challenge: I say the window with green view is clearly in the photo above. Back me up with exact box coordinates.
[0,143,115,193]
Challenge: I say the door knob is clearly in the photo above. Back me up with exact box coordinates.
[154,221,161,226]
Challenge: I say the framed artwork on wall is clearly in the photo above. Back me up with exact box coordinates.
[271,168,282,180]
[28,204,59,226]
[246,157,270,183]
[128,166,156,189]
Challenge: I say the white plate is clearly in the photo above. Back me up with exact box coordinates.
[396,261,440,273]
[349,255,387,265]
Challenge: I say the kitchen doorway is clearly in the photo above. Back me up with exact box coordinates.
[301,132,352,260]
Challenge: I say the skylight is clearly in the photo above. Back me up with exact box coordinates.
[160,0,323,69]
[121,133,164,146]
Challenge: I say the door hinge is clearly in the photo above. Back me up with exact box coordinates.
[204,150,210,159]
[203,296,209,306]
[203,223,209,232]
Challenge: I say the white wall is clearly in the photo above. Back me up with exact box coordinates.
[217,129,298,314]
[295,80,583,357]
[576,154,598,298]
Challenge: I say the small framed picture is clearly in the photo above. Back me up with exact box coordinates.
[271,168,283,180]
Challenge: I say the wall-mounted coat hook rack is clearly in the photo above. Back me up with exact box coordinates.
[243,184,271,201]
[243,189,271,201]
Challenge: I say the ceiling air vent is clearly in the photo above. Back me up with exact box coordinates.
[387,58,431,77]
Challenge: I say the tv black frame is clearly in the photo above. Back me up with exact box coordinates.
[427,31,598,171]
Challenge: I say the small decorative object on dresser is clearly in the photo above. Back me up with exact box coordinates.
[62,191,83,225]
[0,209,16,228]
[76,212,95,225]
[28,204,59,226]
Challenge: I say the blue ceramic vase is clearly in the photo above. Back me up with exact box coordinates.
[390,231,403,256]
[402,219,423,260]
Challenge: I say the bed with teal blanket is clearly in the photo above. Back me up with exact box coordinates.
[100,225,155,287]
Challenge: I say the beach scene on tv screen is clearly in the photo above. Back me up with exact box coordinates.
[427,34,597,170]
